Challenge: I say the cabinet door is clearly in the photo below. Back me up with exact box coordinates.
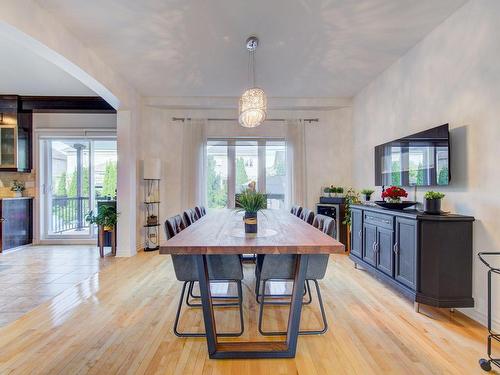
[350,208,362,257]
[0,124,17,169]
[376,227,394,276]
[363,223,377,266]
[395,217,417,290]
[1,199,32,251]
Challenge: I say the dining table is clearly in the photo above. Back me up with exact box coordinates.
[159,209,344,359]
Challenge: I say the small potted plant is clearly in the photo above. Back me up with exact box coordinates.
[236,190,267,233]
[10,180,25,198]
[323,187,332,197]
[361,189,375,201]
[335,187,344,197]
[85,206,119,231]
[423,191,445,214]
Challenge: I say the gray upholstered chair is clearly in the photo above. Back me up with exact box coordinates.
[182,208,199,227]
[194,206,206,218]
[165,215,244,337]
[290,205,303,217]
[255,215,335,336]
[299,208,315,224]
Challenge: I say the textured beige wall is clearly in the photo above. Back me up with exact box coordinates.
[140,105,352,240]
[352,0,500,327]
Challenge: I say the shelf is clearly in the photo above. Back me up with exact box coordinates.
[144,223,160,228]
[144,201,161,204]
[144,178,160,181]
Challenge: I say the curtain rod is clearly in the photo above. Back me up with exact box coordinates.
[172,117,319,123]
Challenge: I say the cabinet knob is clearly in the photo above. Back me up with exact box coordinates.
[0,218,5,222]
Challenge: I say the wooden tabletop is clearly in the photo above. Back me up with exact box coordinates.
[159,209,345,255]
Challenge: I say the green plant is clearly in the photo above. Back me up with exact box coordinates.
[361,189,374,196]
[10,180,25,192]
[85,206,119,228]
[424,191,445,200]
[235,190,267,213]
[336,187,344,194]
[343,188,361,226]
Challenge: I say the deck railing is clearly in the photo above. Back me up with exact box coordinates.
[51,196,90,233]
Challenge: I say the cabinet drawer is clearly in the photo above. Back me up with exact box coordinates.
[363,212,393,230]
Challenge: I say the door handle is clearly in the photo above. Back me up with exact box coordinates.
[372,242,377,253]
[358,229,362,238]
[0,218,5,222]
[393,242,399,254]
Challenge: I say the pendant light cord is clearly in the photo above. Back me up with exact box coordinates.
[247,49,256,88]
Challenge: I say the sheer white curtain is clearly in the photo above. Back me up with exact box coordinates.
[180,118,207,209]
[286,119,307,209]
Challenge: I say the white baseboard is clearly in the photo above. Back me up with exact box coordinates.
[459,308,500,331]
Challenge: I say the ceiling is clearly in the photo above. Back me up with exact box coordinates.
[0,34,96,97]
[36,0,466,98]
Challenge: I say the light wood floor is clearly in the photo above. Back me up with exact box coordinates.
[0,245,118,326]
[0,250,495,374]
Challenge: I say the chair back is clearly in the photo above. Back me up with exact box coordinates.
[195,206,206,218]
[299,208,315,224]
[312,214,336,237]
[290,205,303,217]
[183,208,199,227]
[164,214,185,240]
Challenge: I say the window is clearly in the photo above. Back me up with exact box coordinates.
[206,139,287,209]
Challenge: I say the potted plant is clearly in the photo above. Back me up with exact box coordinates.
[381,186,408,203]
[85,206,119,231]
[10,180,25,198]
[360,189,374,201]
[236,190,267,233]
[323,186,332,197]
[335,187,344,197]
[423,191,445,214]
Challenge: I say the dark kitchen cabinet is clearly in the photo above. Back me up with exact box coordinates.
[350,208,362,257]
[0,198,33,252]
[0,96,32,172]
[349,204,474,309]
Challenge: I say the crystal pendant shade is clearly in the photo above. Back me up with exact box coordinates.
[238,87,267,128]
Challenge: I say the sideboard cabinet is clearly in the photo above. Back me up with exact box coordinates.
[349,204,474,310]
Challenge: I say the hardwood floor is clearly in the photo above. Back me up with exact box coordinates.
[0,245,118,326]
[0,250,494,374]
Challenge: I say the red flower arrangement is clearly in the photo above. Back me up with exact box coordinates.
[381,186,408,202]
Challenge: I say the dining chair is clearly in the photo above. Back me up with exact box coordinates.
[194,206,206,218]
[299,207,315,224]
[255,215,335,336]
[290,205,303,217]
[165,215,244,338]
[182,208,199,227]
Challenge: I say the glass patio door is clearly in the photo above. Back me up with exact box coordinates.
[41,138,117,240]
[44,139,92,238]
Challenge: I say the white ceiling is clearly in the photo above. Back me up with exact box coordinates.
[36,0,466,98]
[0,34,96,96]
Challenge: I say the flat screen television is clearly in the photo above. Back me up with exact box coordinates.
[374,124,450,187]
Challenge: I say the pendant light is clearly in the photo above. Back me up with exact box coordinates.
[239,36,267,128]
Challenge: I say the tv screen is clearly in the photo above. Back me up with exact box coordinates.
[374,124,450,187]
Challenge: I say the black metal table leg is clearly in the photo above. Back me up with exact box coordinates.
[195,254,310,359]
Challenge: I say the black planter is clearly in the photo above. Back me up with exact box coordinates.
[424,198,442,214]
[244,212,258,233]
[364,194,372,201]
